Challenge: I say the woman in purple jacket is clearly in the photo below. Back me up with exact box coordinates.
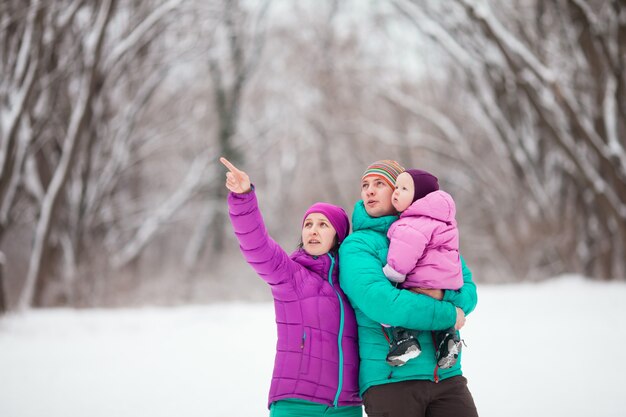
[220,157,362,417]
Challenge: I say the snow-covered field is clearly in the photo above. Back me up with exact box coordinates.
[1,276,625,417]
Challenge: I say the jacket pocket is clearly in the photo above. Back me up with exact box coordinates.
[299,326,310,374]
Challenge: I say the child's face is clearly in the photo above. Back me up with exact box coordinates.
[301,213,337,256]
[392,172,414,212]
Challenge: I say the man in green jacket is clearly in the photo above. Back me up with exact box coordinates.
[339,160,479,417]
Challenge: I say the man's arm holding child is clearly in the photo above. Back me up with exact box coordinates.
[340,235,464,331]
[442,255,477,315]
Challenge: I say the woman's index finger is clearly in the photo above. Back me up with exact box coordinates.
[219,157,240,174]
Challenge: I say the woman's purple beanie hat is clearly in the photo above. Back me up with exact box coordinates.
[302,203,350,243]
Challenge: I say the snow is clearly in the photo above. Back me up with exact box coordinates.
[1,275,625,417]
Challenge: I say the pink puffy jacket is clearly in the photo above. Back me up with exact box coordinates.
[383,190,463,290]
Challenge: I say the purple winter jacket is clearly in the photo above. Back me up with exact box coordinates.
[227,189,361,409]
[384,190,463,290]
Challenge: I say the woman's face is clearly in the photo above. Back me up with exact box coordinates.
[301,213,337,256]
[392,172,414,212]
[361,176,396,217]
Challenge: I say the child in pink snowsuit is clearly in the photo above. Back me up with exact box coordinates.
[382,169,464,369]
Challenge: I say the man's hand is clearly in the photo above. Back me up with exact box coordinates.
[454,307,466,330]
[410,287,444,300]
[220,157,251,194]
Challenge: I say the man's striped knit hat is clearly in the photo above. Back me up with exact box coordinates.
[361,160,405,189]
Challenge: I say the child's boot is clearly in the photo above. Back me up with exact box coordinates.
[435,328,462,369]
[386,327,421,367]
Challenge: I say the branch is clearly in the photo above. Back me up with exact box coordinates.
[85,66,170,223]
[459,0,626,208]
[111,151,214,268]
[18,0,116,310]
[0,53,38,216]
[103,0,182,73]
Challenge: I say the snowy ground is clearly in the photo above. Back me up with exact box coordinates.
[1,275,625,417]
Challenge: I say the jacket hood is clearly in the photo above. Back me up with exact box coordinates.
[351,200,397,234]
[400,190,456,223]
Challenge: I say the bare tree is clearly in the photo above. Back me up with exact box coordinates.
[389,0,626,280]
[4,0,620,311]
[183,0,270,272]
[18,0,117,310]
[0,251,6,314]
[0,0,43,241]
[0,0,208,309]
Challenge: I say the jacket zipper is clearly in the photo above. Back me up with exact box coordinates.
[327,253,345,407]
[431,331,440,383]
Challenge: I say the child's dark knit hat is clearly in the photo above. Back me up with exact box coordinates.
[406,169,439,203]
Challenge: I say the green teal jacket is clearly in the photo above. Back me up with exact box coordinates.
[339,200,477,395]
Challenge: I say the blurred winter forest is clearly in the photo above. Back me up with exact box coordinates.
[1,0,624,311]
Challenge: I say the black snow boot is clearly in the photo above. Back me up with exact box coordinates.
[434,328,462,369]
[386,327,421,367]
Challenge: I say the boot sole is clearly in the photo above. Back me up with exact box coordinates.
[437,341,462,369]
[387,345,421,366]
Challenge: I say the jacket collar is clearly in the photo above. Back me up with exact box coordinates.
[351,200,397,234]
[290,248,335,278]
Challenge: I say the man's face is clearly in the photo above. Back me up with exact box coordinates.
[361,176,396,217]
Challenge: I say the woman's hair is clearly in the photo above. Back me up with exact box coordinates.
[297,235,340,254]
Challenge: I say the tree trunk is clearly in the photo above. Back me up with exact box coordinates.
[0,251,6,313]
[18,0,116,310]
